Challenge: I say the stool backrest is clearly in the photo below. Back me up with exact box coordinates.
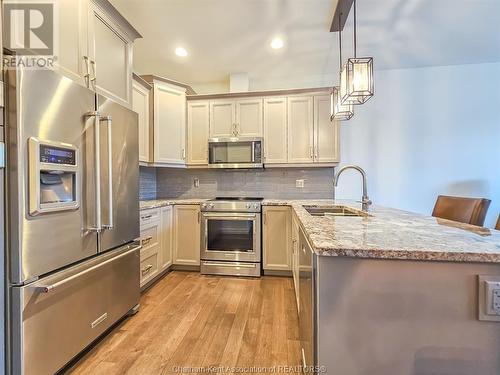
[432,195,491,227]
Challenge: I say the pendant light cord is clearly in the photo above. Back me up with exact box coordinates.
[339,13,342,70]
[353,0,357,58]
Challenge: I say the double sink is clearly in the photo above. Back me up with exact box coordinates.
[303,205,369,217]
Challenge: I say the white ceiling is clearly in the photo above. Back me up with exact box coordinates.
[111,0,500,92]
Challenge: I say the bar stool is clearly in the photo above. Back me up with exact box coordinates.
[496,215,500,231]
[432,195,491,227]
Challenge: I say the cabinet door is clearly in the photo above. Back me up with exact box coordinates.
[55,0,89,87]
[236,98,263,137]
[154,82,186,164]
[298,228,314,369]
[262,206,291,271]
[314,95,340,163]
[132,80,151,163]
[263,97,287,164]
[160,206,173,270]
[187,101,210,165]
[173,205,201,266]
[209,100,236,137]
[88,2,133,107]
[287,96,314,164]
[292,213,300,310]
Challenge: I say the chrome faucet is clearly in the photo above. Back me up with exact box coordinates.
[333,165,372,211]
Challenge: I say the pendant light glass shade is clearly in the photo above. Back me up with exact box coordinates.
[330,87,354,121]
[340,57,374,105]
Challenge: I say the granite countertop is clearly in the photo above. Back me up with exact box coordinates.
[140,198,209,210]
[140,198,500,263]
[292,200,500,263]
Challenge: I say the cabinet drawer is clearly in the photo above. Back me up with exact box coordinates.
[140,208,160,226]
[140,249,159,287]
[140,221,160,250]
[11,245,140,375]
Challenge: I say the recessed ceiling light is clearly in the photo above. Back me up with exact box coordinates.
[175,47,188,57]
[270,37,284,49]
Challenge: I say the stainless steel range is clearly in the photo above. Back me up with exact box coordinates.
[200,197,263,277]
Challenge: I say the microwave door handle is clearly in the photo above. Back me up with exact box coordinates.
[100,115,113,230]
[85,111,102,232]
[251,142,255,163]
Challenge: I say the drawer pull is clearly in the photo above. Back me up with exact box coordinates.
[141,236,153,246]
[141,214,153,220]
[141,264,153,275]
[35,244,141,293]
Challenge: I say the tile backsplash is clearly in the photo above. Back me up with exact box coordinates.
[139,166,157,200]
[140,167,334,200]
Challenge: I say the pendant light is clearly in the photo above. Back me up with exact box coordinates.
[340,0,374,105]
[331,13,354,121]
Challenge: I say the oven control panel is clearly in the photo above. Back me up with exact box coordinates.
[201,201,261,213]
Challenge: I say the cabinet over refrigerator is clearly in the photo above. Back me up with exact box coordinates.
[5,68,140,375]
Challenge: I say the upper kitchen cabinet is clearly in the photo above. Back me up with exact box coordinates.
[55,0,141,108]
[87,0,140,108]
[209,99,263,138]
[187,101,210,165]
[55,0,88,86]
[132,74,152,163]
[263,97,287,164]
[314,95,340,163]
[287,96,314,164]
[209,100,236,138]
[152,80,187,165]
[235,98,263,137]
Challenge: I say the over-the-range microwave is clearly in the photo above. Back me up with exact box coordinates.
[208,137,263,169]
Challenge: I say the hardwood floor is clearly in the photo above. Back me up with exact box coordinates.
[66,271,301,374]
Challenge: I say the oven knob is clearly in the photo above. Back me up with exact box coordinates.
[246,203,251,209]
[201,203,207,209]
[209,203,215,209]
[253,204,259,209]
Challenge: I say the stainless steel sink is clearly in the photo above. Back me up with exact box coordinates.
[303,205,368,217]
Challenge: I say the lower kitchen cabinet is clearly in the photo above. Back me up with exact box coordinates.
[139,208,162,287]
[139,205,173,288]
[291,211,301,310]
[173,205,201,266]
[262,206,292,272]
[159,205,173,270]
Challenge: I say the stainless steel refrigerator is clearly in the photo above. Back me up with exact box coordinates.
[5,68,141,375]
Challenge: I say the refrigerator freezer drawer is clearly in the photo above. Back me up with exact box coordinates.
[10,243,140,375]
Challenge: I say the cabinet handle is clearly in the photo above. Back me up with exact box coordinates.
[142,236,153,246]
[314,146,318,159]
[182,148,186,160]
[141,264,153,275]
[263,213,267,225]
[141,214,152,220]
[90,60,97,86]
[309,146,314,159]
[83,56,90,87]
[197,211,201,223]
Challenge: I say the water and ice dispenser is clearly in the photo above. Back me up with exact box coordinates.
[28,137,79,215]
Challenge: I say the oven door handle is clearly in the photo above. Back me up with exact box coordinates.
[202,213,258,220]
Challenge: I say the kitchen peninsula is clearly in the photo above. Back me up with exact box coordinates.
[140,198,500,374]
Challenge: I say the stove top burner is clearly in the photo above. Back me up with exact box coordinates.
[210,197,264,202]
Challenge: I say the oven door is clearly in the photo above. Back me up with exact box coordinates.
[201,212,261,262]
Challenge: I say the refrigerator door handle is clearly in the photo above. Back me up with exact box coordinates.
[85,111,102,232]
[100,115,114,230]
